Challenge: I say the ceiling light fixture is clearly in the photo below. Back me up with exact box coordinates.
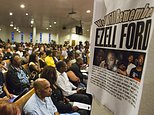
[10,22,13,27]
[9,12,13,16]
[26,13,28,16]
[49,25,52,27]
[0,29,1,31]
[54,21,57,24]
[20,4,25,8]
[46,28,49,30]
[31,19,34,24]
[14,26,16,29]
[10,24,13,27]
[16,27,19,31]
[86,10,91,13]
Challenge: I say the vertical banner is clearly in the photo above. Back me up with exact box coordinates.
[30,33,33,43]
[21,32,24,43]
[87,0,154,115]
[11,32,14,42]
[49,33,51,43]
[40,33,42,43]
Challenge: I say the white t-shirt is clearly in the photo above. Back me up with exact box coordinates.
[57,72,77,96]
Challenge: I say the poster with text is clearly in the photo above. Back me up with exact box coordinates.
[87,0,154,115]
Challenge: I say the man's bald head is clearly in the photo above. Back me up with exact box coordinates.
[33,78,49,90]
[33,78,52,100]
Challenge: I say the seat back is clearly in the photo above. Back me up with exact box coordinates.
[14,88,35,110]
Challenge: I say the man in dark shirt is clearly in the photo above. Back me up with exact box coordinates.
[70,58,88,85]
[6,53,30,95]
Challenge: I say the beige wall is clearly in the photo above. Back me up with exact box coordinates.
[0,26,90,45]
[35,31,57,44]
[58,27,90,45]
[0,26,57,44]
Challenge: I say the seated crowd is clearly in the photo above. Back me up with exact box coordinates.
[0,40,91,115]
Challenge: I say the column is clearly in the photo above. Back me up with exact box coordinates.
[32,26,36,44]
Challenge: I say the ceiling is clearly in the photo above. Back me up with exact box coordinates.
[0,0,94,33]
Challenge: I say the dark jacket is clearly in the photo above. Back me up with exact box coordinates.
[6,64,30,95]
[51,85,73,113]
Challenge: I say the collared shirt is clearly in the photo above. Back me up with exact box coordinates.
[23,93,57,115]
[17,69,29,84]
[57,72,77,96]
[6,65,30,95]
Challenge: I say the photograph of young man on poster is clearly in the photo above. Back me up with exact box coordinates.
[93,49,105,66]
[93,48,145,82]
[129,54,145,82]
[99,51,118,72]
